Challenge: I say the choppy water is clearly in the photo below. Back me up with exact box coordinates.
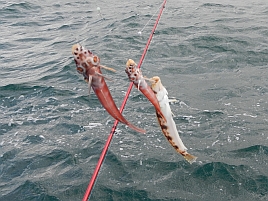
[1,0,268,200]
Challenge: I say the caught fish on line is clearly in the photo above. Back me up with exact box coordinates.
[149,76,197,164]
[125,59,166,122]
[72,44,146,134]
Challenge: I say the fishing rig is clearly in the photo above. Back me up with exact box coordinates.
[82,0,167,200]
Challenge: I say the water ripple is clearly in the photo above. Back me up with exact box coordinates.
[1,0,268,200]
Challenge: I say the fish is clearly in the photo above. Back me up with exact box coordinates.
[150,76,197,164]
[125,59,166,122]
[72,44,146,134]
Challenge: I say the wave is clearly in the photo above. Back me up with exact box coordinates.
[230,145,268,158]
[201,3,235,9]
[0,2,41,15]
[191,161,268,199]
[0,180,60,201]
[1,0,268,200]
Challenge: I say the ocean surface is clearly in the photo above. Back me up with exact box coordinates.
[0,0,268,200]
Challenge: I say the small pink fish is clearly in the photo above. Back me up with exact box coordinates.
[125,59,166,122]
[72,44,146,134]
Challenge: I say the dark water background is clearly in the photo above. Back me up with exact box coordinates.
[1,0,268,200]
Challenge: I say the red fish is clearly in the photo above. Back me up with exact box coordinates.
[125,59,166,122]
[72,44,146,134]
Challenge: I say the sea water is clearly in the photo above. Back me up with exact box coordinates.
[0,0,268,200]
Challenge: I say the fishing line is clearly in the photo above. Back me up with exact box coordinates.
[82,0,167,200]
[68,6,105,45]
[138,3,164,35]
[97,7,104,20]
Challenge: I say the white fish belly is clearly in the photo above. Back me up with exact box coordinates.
[156,88,188,151]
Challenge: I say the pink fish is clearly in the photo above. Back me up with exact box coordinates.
[125,59,166,122]
[72,44,146,134]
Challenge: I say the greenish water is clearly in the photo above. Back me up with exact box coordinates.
[0,0,268,200]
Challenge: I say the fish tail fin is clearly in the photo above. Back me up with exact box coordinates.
[126,123,146,134]
[183,153,197,164]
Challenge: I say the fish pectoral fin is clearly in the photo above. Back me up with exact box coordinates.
[100,65,116,72]
[95,72,114,82]
[88,75,93,95]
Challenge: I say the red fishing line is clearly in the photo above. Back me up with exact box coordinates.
[82,1,167,200]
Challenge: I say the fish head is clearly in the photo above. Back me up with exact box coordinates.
[125,59,142,82]
[72,44,94,66]
[126,59,136,68]
[150,76,162,93]
[72,44,100,81]
[125,59,136,76]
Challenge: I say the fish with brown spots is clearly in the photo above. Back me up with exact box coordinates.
[71,44,146,134]
[125,59,166,123]
[150,76,197,164]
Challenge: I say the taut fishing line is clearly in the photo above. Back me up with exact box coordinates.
[96,7,104,20]
[138,3,164,35]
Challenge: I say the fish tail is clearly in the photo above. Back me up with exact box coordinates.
[126,123,146,134]
[183,153,197,164]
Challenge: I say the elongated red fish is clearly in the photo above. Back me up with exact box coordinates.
[72,44,145,134]
[125,59,166,122]
[150,76,197,164]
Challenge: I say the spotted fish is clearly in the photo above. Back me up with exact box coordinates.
[72,44,146,134]
[150,76,197,164]
[125,59,166,122]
